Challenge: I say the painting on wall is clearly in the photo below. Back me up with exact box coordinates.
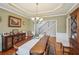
[8,16,21,27]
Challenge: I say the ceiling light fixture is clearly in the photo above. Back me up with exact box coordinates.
[31,3,43,37]
[31,3,43,23]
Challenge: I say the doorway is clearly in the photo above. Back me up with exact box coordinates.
[38,20,57,37]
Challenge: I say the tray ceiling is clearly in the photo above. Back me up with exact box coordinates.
[0,3,78,18]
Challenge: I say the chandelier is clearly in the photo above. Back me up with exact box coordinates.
[31,3,43,23]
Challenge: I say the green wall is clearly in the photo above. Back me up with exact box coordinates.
[0,9,67,33]
[0,8,33,33]
[0,8,67,51]
[0,8,66,33]
[44,15,67,33]
[0,8,33,51]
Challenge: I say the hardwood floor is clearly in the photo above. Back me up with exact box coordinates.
[0,48,16,55]
[0,36,31,55]
[0,36,69,55]
[63,46,70,55]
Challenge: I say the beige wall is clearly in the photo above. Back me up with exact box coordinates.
[44,15,67,33]
[0,8,33,33]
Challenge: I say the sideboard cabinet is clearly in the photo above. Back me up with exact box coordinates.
[2,33,26,51]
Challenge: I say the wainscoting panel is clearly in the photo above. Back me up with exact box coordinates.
[56,33,69,46]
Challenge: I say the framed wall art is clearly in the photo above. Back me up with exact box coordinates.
[8,16,21,27]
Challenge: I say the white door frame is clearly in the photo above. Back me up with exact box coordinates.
[66,15,71,46]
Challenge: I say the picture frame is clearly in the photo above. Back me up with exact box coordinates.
[8,16,21,27]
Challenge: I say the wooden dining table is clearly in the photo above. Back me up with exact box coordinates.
[30,35,49,55]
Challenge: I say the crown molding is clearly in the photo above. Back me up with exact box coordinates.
[33,4,63,14]
[9,3,32,15]
[0,3,30,19]
[0,3,78,18]
[43,13,66,18]
[66,3,78,15]
[9,3,63,15]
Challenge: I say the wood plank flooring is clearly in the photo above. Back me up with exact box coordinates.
[0,37,31,55]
